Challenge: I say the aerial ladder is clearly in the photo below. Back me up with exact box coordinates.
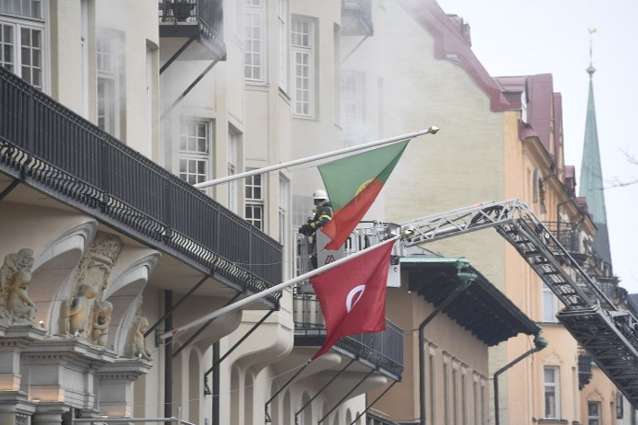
[396,199,638,405]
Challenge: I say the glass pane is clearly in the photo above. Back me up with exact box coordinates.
[197,160,206,175]
[179,159,187,173]
[544,367,555,383]
[21,46,29,65]
[21,27,30,45]
[31,29,40,48]
[188,160,196,173]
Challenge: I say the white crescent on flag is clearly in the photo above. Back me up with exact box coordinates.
[345,284,366,313]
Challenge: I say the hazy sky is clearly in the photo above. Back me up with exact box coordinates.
[435,0,638,292]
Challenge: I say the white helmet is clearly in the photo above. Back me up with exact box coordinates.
[313,189,328,201]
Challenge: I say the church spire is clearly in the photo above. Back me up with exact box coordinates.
[579,28,612,266]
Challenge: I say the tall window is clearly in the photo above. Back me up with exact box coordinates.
[279,174,290,276]
[0,1,45,90]
[588,401,601,425]
[473,380,479,425]
[244,0,265,82]
[228,128,241,213]
[341,70,366,139]
[97,31,124,137]
[461,373,467,425]
[277,0,288,91]
[291,16,315,117]
[543,284,559,322]
[452,368,458,425]
[544,366,560,419]
[616,392,624,419]
[245,172,264,230]
[428,351,436,424]
[179,120,212,185]
[443,362,450,425]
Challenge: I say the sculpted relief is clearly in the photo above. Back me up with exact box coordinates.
[129,309,152,361]
[0,248,38,326]
[61,233,122,347]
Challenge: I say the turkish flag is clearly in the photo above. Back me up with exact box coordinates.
[310,239,396,359]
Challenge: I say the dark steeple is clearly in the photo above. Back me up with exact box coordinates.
[579,29,612,266]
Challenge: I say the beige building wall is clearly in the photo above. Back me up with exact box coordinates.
[371,283,490,425]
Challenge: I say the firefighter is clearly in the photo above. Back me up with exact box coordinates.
[298,189,333,236]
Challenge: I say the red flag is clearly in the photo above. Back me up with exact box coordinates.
[310,239,395,359]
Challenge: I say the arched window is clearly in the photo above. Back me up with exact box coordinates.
[283,390,292,425]
[345,409,352,425]
[230,366,240,425]
[188,350,200,423]
[302,392,312,425]
[245,372,254,425]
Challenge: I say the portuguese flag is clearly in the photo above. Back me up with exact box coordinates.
[319,140,409,250]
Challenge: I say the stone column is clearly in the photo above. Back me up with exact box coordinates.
[96,359,150,418]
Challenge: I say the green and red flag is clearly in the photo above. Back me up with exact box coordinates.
[319,140,409,250]
[311,238,396,359]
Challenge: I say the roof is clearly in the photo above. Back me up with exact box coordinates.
[397,0,511,112]
[579,73,612,265]
[401,256,540,346]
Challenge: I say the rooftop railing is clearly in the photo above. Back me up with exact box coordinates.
[0,67,281,300]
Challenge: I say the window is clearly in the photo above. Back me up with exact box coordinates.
[291,16,315,117]
[341,70,366,139]
[461,373,467,425]
[428,352,436,424]
[452,368,458,425]
[473,380,479,425]
[179,120,212,185]
[0,0,42,19]
[0,6,44,90]
[543,284,559,322]
[97,31,124,137]
[544,366,560,419]
[588,401,601,425]
[244,0,265,82]
[480,381,486,425]
[245,172,264,230]
[228,128,241,213]
[278,0,288,91]
[279,174,290,276]
[617,392,624,419]
[443,362,450,425]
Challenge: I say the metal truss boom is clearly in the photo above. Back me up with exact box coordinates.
[399,199,638,405]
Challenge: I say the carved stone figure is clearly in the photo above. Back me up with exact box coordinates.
[130,314,152,361]
[60,233,122,342]
[63,284,97,337]
[0,249,37,325]
[91,299,113,346]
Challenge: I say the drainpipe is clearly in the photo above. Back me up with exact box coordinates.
[419,265,476,425]
[494,334,547,425]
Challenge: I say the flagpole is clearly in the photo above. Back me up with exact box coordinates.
[161,236,401,340]
[193,127,439,189]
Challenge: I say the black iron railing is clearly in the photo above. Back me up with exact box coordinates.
[293,292,404,379]
[0,67,281,299]
[159,0,223,42]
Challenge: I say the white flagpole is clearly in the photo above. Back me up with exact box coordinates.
[161,236,401,340]
[193,126,439,189]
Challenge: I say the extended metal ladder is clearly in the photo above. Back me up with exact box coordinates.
[400,199,638,404]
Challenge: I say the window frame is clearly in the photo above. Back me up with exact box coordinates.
[587,400,601,425]
[96,29,125,137]
[177,119,214,187]
[277,0,289,92]
[542,284,559,323]
[0,7,47,92]
[291,14,316,118]
[245,170,265,230]
[544,366,560,419]
[244,0,266,83]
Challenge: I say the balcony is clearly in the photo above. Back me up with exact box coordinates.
[341,0,374,36]
[159,0,226,59]
[0,67,281,302]
[293,291,404,380]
